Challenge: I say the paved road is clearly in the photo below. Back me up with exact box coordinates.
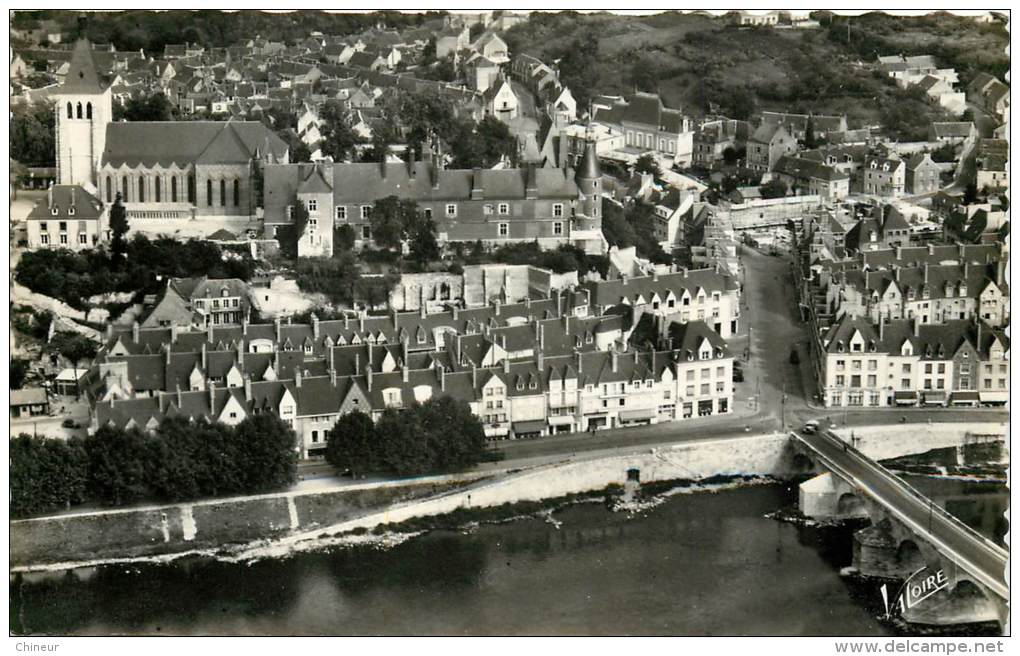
[796,429,1008,600]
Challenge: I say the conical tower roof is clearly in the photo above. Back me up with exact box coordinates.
[60,38,107,95]
[577,141,600,180]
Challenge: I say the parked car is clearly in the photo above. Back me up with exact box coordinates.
[61,418,76,429]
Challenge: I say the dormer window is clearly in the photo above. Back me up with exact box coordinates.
[529,379,537,390]
[51,208,58,216]
[68,207,75,216]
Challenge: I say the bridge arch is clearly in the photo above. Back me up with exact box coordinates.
[791,453,814,473]
[837,492,865,516]
[895,539,926,572]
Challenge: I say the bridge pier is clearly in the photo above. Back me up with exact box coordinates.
[799,472,869,521]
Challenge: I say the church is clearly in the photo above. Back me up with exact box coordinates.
[55,37,289,238]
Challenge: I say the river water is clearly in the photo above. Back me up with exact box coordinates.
[10,478,1006,636]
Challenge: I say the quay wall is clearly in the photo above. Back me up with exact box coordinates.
[10,424,1002,570]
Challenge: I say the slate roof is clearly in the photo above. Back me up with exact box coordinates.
[26,185,104,221]
[773,155,849,183]
[59,38,108,94]
[101,121,288,168]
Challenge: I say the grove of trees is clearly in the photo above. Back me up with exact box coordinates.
[10,414,298,517]
[324,398,489,477]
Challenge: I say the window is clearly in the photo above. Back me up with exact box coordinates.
[484,204,493,215]
[155,178,161,203]
[700,383,710,396]
[138,177,145,203]
[361,225,371,239]
[105,177,112,202]
[361,205,371,219]
[86,102,92,119]
[220,179,226,206]
[207,179,213,206]
[553,203,563,217]
[40,234,49,245]
[79,233,88,245]
[498,222,509,237]
[67,102,72,119]
[171,177,178,202]
[76,102,82,119]
[307,198,317,212]
[423,207,432,220]
[553,221,563,236]
[233,179,240,207]
[498,203,509,215]
[60,234,68,245]
[446,204,457,217]
[188,175,196,204]
[336,206,346,220]
[937,363,945,374]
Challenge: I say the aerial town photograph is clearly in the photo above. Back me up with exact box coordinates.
[6,6,1011,646]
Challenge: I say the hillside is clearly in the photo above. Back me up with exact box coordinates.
[503,11,1009,138]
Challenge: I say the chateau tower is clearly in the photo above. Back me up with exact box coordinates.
[55,36,111,187]
[574,135,602,233]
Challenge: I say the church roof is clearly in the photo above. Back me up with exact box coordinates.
[101,121,288,168]
[60,38,108,94]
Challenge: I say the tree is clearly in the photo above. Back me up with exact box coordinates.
[84,426,152,506]
[634,154,662,177]
[118,92,174,121]
[334,224,356,252]
[291,195,310,252]
[10,359,30,390]
[109,192,129,266]
[48,332,99,400]
[804,115,817,148]
[10,435,88,517]
[408,216,440,267]
[295,253,362,305]
[325,410,378,478]
[376,408,431,476]
[724,87,757,121]
[759,178,789,199]
[10,101,55,166]
[233,414,298,492]
[370,195,419,250]
[556,29,600,109]
[419,397,488,471]
[319,100,361,162]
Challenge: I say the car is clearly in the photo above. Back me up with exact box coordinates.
[801,420,820,435]
[61,418,76,429]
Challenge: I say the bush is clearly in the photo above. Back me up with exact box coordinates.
[10,435,89,518]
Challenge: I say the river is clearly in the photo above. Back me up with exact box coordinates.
[10,477,1006,636]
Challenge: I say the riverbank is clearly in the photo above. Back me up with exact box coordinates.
[11,423,1005,572]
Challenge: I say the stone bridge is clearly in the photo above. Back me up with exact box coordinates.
[792,430,1007,629]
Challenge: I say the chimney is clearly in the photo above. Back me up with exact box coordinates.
[242,317,248,335]
[402,335,409,363]
[879,316,885,341]
[439,365,446,391]
[652,269,659,282]
[471,364,477,388]
[452,305,459,320]
[525,296,531,309]
[312,313,320,339]
[576,350,582,374]
[500,334,507,352]
[359,312,365,331]
[894,265,901,282]
[244,374,252,399]
[556,289,563,316]
[895,245,903,260]
[208,381,216,412]
[539,323,545,349]
[169,322,178,344]
[355,352,360,373]
[366,365,373,391]
[611,350,619,373]
[923,263,929,284]
[419,287,427,318]
[682,268,688,279]
[503,358,510,374]
[621,274,628,286]
[295,368,303,388]
[927,243,934,255]
[995,259,1005,286]
[913,317,920,337]
[275,315,282,342]
[70,187,76,208]
[976,321,983,348]
[132,321,140,343]
[537,350,544,371]
[564,314,570,333]
[207,319,214,343]
[525,164,538,199]
[201,342,207,370]
[176,383,182,407]
[494,298,501,316]
[47,182,54,209]
[344,314,350,329]
[964,261,970,279]
[402,364,409,382]
[105,323,114,340]
[471,167,484,200]
[165,344,172,366]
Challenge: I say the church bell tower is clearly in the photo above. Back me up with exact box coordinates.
[55,30,111,188]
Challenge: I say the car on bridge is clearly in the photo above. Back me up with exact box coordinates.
[801,420,819,435]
